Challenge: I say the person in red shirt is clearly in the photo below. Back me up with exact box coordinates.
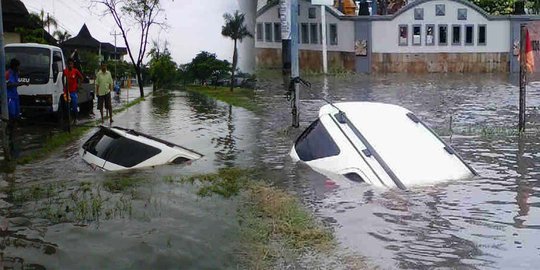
[63,58,83,124]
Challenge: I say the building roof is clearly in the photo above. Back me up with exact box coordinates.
[62,24,127,56]
[2,0,31,31]
[62,24,101,48]
[100,42,128,54]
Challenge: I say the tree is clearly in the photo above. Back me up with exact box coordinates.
[42,10,58,34]
[92,0,167,97]
[53,30,71,44]
[148,41,178,89]
[470,0,516,15]
[186,51,230,85]
[221,10,253,91]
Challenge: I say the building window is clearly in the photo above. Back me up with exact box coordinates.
[309,7,316,19]
[399,25,408,46]
[458,8,467,20]
[319,24,323,44]
[301,23,309,44]
[274,23,281,42]
[412,25,421,45]
[264,23,272,42]
[436,4,445,16]
[329,24,338,45]
[426,24,435,45]
[465,25,474,45]
[438,25,448,45]
[256,23,263,41]
[452,25,461,45]
[478,25,486,45]
[414,8,424,20]
[310,23,319,44]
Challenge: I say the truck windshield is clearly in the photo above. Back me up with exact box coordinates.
[5,47,50,85]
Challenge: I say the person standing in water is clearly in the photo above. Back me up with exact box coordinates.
[95,62,114,124]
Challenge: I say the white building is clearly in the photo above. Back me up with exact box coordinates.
[256,0,540,73]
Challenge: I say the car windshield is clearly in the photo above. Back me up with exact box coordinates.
[83,128,162,168]
[5,47,50,85]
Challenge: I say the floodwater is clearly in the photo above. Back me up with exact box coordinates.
[1,73,540,269]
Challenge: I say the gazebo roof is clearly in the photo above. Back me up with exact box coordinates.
[62,24,101,48]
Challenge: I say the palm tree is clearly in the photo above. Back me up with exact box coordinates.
[42,10,58,34]
[221,10,253,91]
[53,30,71,44]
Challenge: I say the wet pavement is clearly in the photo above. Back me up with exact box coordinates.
[1,73,540,269]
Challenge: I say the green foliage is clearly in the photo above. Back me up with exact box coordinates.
[78,51,100,77]
[148,42,178,89]
[221,10,253,91]
[104,60,136,80]
[54,30,71,43]
[185,85,258,112]
[185,51,231,85]
[470,0,516,15]
[15,27,47,44]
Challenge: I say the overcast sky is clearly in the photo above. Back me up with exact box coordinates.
[20,0,256,70]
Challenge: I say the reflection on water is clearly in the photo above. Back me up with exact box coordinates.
[0,90,255,269]
[254,73,540,269]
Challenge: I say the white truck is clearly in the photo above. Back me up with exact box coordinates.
[4,43,94,116]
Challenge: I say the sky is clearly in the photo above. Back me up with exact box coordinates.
[20,0,256,70]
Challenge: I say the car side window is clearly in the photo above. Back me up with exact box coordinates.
[52,51,63,83]
[295,119,340,161]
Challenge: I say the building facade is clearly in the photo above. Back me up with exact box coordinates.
[256,0,540,73]
[256,0,355,71]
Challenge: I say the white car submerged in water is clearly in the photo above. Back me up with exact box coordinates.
[81,126,203,171]
[290,102,477,189]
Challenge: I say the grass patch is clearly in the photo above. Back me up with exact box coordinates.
[184,85,259,112]
[16,95,148,165]
[103,176,145,193]
[177,167,334,269]
[17,126,92,165]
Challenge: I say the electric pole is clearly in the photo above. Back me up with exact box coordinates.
[111,30,121,82]
[291,0,300,127]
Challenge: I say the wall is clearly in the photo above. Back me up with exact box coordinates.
[256,1,355,52]
[372,52,509,72]
[371,0,510,53]
[257,48,355,72]
[4,32,21,44]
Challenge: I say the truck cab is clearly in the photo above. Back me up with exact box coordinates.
[4,43,94,115]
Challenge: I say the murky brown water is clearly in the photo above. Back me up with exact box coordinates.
[2,73,540,269]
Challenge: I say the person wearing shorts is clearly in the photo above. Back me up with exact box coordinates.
[95,63,114,124]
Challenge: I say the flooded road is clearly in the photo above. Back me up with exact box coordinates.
[0,90,257,269]
[2,73,540,269]
[255,73,540,269]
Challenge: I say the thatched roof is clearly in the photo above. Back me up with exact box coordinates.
[62,24,101,48]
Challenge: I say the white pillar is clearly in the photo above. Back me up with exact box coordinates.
[321,5,328,73]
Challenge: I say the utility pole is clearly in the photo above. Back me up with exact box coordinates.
[291,0,300,127]
[0,3,12,161]
[111,30,121,82]
[280,0,292,74]
[519,24,527,132]
[47,12,50,34]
